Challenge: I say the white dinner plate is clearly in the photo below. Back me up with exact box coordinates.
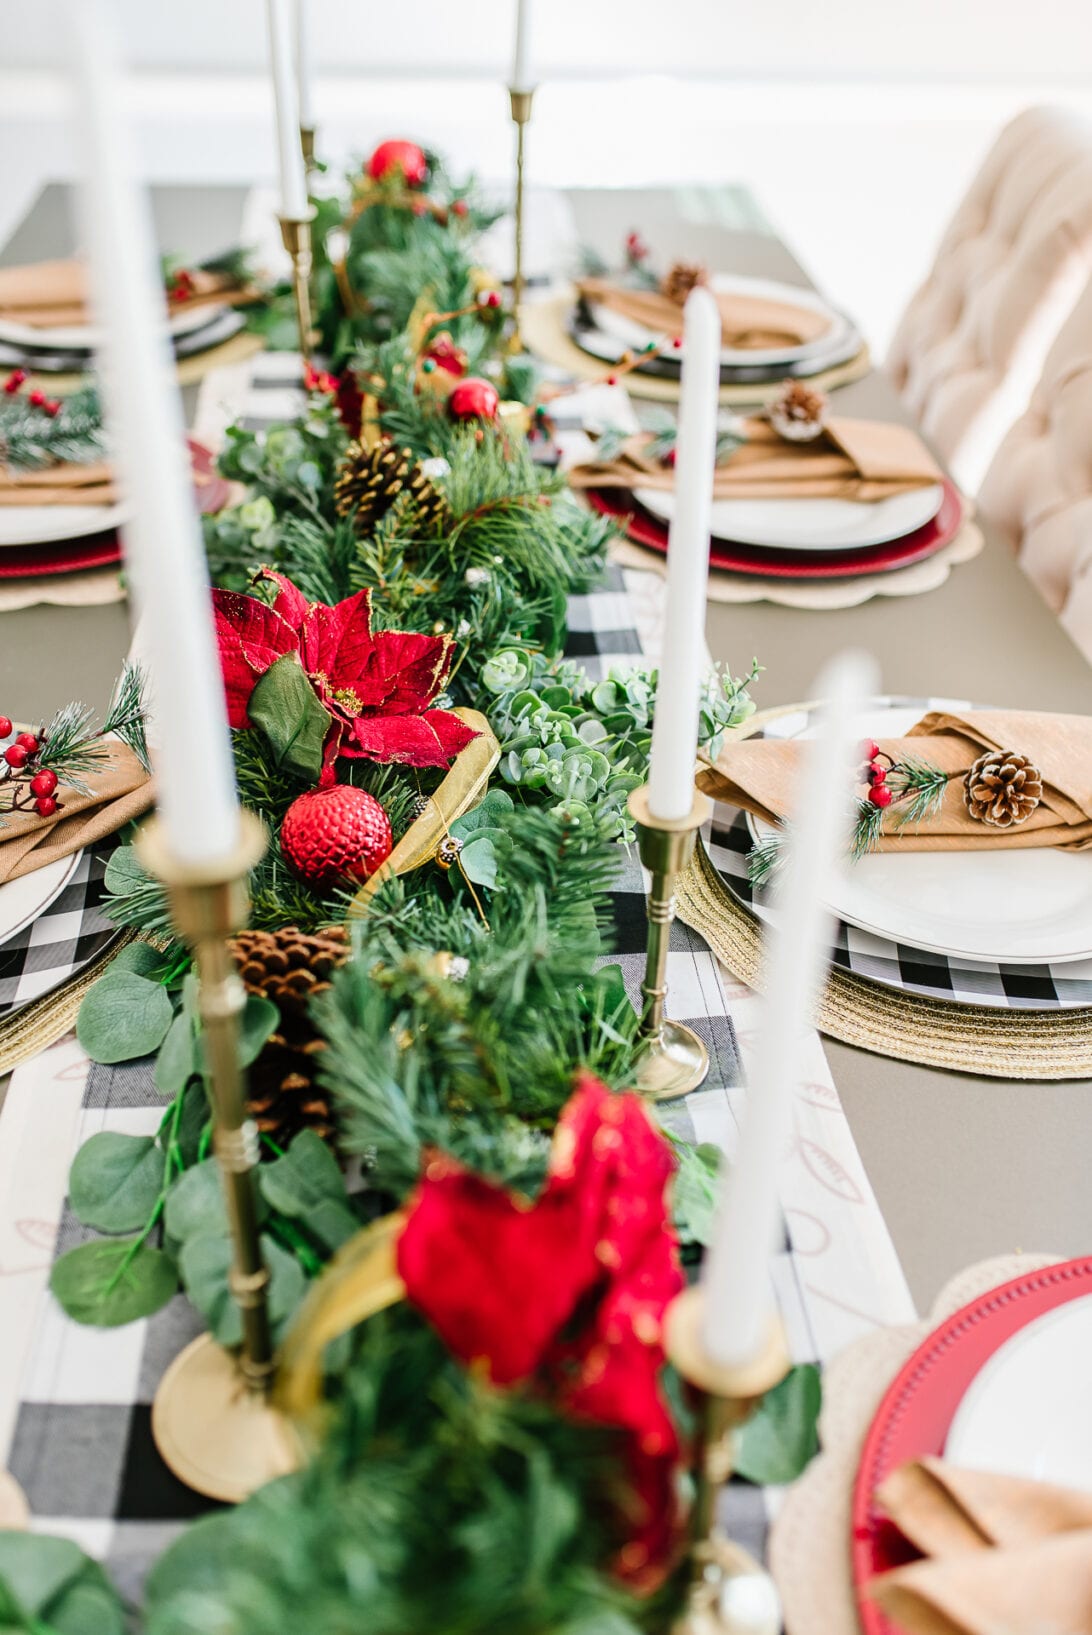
[634,484,946,553]
[588,273,846,368]
[0,501,127,550]
[0,299,227,353]
[747,703,1092,964]
[0,850,81,950]
[945,1295,1092,1489]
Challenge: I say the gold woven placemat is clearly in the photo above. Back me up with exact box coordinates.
[520,289,872,405]
[0,930,135,1078]
[678,841,1092,1080]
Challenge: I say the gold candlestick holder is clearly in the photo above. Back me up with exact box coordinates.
[666,1285,791,1635]
[279,209,316,370]
[137,812,300,1504]
[628,784,712,1101]
[299,123,317,173]
[508,86,534,339]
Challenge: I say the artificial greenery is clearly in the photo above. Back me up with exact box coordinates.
[0,385,104,472]
[748,753,949,885]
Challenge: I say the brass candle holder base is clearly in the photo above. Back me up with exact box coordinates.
[153,1333,300,1505]
[279,210,316,370]
[628,785,713,1101]
[136,813,298,1503]
[666,1285,791,1635]
[299,123,316,171]
[508,85,534,340]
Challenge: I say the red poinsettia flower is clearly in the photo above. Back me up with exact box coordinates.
[397,1073,687,1592]
[212,569,476,769]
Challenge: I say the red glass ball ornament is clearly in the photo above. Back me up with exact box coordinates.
[280,785,393,889]
[447,377,500,422]
[15,733,38,754]
[30,769,58,797]
[0,717,11,738]
[34,796,58,818]
[366,139,428,188]
[4,745,27,769]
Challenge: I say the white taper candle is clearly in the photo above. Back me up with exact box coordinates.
[294,0,313,131]
[701,651,877,1366]
[646,286,720,822]
[69,0,240,867]
[266,0,308,218]
[511,0,534,91]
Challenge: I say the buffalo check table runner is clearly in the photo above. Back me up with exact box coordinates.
[0,357,914,1599]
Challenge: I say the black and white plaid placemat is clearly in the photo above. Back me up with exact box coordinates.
[0,845,120,1022]
[705,699,1092,1012]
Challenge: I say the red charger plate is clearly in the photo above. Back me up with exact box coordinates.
[0,533,121,578]
[587,479,963,579]
[851,1255,1092,1635]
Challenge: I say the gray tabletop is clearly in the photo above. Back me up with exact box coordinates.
[3,181,1091,1311]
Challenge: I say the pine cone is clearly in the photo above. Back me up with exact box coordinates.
[660,260,710,305]
[963,750,1043,829]
[769,380,828,443]
[229,925,351,1148]
[334,440,449,536]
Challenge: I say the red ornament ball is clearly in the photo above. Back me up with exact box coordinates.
[447,377,499,422]
[0,717,11,738]
[869,784,893,808]
[15,733,38,754]
[30,769,58,797]
[280,785,393,889]
[34,796,58,818]
[3,371,26,395]
[28,389,47,408]
[4,745,27,769]
[366,139,428,188]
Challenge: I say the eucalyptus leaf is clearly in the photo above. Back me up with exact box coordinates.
[50,1238,177,1328]
[102,845,148,897]
[668,1139,722,1249]
[734,1363,821,1485]
[258,1130,352,1227]
[248,653,331,781]
[238,994,280,1068]
[449,788,514,840]
[68,1132,166,1234]
[107,941,166,978]
[155,1009,197,1096]
[0,1533,88,1617]
[174,1081,211,1168]
[179,1231,306,1347]
[76,971,174,1065]
[163,1157,230,1247]
[458,835,499,889]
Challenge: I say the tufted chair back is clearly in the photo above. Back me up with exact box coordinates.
[887,107,1092,493]
[979,274,1092,663]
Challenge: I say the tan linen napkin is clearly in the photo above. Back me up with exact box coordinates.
[0,743,152,883]
[0,460,117,507]
[0,257,247,328]
[576,275,831,350]
[867,1457,1092,1635]
[697,708,1092,851]
[568,418,943,504]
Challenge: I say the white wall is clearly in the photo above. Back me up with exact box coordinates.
[1,1,1090,352]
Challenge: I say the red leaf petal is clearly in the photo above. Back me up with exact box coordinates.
[256,568,311,631]
[211,591,298,727]
[359,630,455,712]
[349,708,477,768]
[300,588,375,688]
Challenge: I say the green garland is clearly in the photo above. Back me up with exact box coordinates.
[6,141,825,1633]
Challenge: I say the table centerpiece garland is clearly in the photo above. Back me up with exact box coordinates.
[0,143,822,1633]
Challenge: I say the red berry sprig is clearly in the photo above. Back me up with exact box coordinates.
[859,740,895,808]
[0,720,63,820]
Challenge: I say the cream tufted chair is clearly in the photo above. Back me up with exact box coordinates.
[887,107,1092,494]
[979,275,1092,664]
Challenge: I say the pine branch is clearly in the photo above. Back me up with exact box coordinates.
[0,386,104,472]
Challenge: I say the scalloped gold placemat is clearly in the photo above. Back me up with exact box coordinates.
[677,841,1092,1080]
[520,289,872,405]
[0,930,135,1078]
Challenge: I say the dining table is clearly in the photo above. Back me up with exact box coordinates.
[2,176,1090,1328]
